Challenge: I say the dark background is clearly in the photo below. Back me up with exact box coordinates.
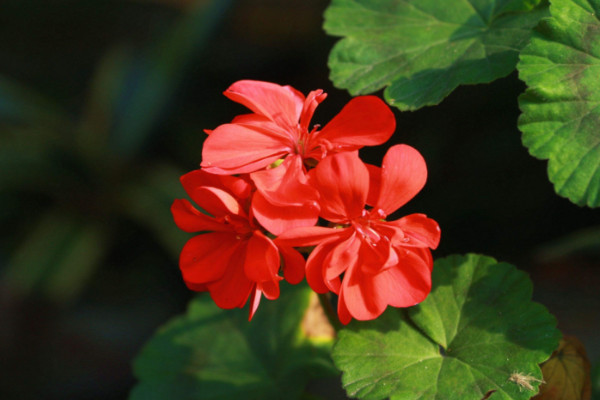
[0,0,598,399]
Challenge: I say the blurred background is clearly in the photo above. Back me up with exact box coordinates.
[0,0,598,399]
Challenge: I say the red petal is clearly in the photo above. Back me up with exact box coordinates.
[275,225,349,247]
[323,232,361,282]
[312,96,395,151]
[325,275,341,296]
[193,186,246,219]
[279,245,305,284]
[337,289,352,325]
[340,263,387,322]
[248,285,261,321]
[312,152,368,222]
[251,155,318,206]
[389,214,441,249]
[251,191,319,235]
[305,241,339,294]
[230,113,272,125]
[299,89,327,132]
[375,247,433,307]
[224,80,304,131]
[181,170,252,202]
[375,144,427,215]
[171,199,230,233]
[359,238,399,275]
[258,279,280,300]
[365,163,381,207]
[207,243,254,309]
[250,156,320,235]
[180,233,241,285]
[185,282,207,291]
[201,123,292,174]
[244,231,280,283]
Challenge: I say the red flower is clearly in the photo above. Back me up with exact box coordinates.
[276,145,440,324]
[201,80,395,174]
[201,80,395,235]
[171,169,304,320]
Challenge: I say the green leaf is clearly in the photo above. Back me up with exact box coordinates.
[131,283,337,400]
[332,254,561,400]
[518,0,600,207]
[324,0,549,110]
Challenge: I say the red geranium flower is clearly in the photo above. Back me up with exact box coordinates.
[201,80,395,235]
[171,169,305,320]
[276,145,441,324]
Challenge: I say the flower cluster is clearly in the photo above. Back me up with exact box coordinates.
[172,80,440,323]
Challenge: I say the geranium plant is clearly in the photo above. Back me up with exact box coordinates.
[131,0,599,398]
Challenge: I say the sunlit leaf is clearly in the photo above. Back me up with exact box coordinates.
[534,335,592,400]
[324,0,548,110]
[131,283,337,400]
[332,254,561,400]
[518,0,600,207]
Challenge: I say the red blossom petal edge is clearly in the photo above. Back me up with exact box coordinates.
[172,80,441,326]
[171,169,306,320]
[278,145,440,324]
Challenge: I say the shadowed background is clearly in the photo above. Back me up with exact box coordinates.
[0,0,598,399]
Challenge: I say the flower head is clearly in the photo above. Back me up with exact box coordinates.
[200,80,396,235]
[171,169,304,320]
[276,145,441,324]
[201,80,396,174]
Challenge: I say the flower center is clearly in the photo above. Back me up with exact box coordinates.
[350,208,388,246]
[219,215,253,239]
[294,124,320,158]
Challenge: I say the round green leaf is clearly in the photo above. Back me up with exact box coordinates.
[324,0,549,110]
[131,283,337,400]
[332,254,561,400]
[518,0,600,207]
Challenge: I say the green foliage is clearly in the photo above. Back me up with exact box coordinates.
[518,0,600,207]
[130,283,337,400]
[3,211,107,303]
[118,163,190,258]
[0,1,231,305]
[0,75,67,126]
[105,0,233,157]
[332,254,561,400]
[593,361,600,399]
[324,0,548,110]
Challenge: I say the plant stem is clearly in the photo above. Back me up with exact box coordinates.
[317,292,343,332]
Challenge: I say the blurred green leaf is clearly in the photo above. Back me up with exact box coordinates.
[324,0,548,110]
[518,0,600,207]
[131,283,337,400]
[78,45,132,159]
[0,125,86,195]
[96,0,232,157]
[332,254,560,400]
[534,226,600,262]
[118,163,188,258]
[2,211,108,304]
[592,361,600,399]
[0,75,68,127]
